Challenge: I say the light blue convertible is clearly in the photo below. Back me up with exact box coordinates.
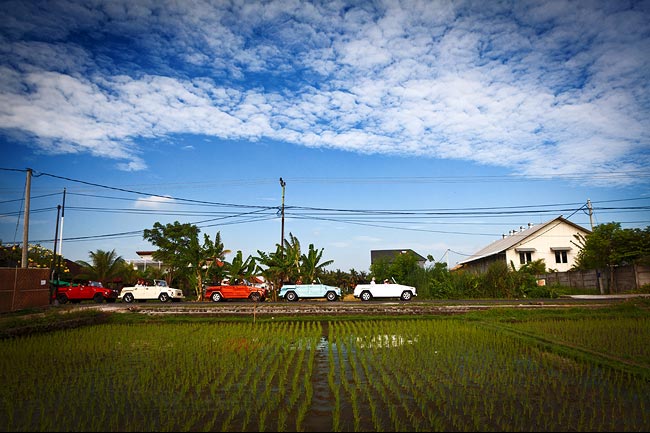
[279,279,342,302]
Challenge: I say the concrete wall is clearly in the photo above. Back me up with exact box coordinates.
[537,264,650,293]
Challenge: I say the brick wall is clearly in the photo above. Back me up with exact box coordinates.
[0,268,51,313]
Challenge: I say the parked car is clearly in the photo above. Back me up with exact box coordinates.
[353,278,417,301]
[279,279,342,301]
[204,280,267,302]
[54,280,119,304]
[119,279,184,303]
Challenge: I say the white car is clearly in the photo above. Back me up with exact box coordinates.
[279,279,342,302]
[119,279,185,303]
[354,279,417,301]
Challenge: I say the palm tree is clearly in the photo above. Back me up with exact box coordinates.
[75,249,125,286]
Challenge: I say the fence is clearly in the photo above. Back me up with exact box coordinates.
[537,264,650,294]
[0,268,51,313]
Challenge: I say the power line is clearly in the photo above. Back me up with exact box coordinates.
[5,168,650,249]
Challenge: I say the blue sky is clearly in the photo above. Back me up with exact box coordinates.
[1,0,649,272]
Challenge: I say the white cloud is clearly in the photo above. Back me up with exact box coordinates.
[0,0,647,184]
[134,195,174,209]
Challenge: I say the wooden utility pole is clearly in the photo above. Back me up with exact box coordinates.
[280,177,286,256]
[21,168,32,268]
[278,177,286,302]
[58,188,66,257]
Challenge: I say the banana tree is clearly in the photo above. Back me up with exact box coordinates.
[300,243,334,282]
[227,250,257,284]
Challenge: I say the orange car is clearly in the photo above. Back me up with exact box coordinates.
[204,280,267,302]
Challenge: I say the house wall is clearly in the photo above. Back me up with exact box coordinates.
[504,222,589,272]
[462,253,506,274]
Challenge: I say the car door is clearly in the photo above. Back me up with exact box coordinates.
[69,284,84,301]
[374,283,397,298]
[312,284,326,297]
[136,283,153,299]
[220,285,238,299]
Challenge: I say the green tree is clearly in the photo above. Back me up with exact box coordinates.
[370,251,421,287]
[75,249,125,286]
[227,250,257,284]
[143,222,233,300]
[255,245,287,302]
[256,233,334,300]
[186,232,231,301]
[143,221,199,288]
[283,233,302,282]
[300,243,334,282]
[572,222,650,292]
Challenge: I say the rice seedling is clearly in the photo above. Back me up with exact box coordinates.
[1,307,649,431]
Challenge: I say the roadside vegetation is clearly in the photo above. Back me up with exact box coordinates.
[2,220,649,302]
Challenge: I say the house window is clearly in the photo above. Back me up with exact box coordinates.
[555,250,568,264]
[519,251,532,264]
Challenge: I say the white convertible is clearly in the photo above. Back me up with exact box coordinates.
[353,279,417,301]
[119,279,185,303]
[279,279,342,302]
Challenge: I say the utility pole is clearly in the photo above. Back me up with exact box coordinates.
[587,199,594,230]
[279,177,286,257]
[21,168,32,268]
[58,188,66,257]
[50,205,61,303]
[278,177,287,303]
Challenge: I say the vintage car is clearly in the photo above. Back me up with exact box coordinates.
[54,280,119,304]
[353,279,417,301]
[119,279,185,303]
[279,279,342,301]
[204,280,267,302]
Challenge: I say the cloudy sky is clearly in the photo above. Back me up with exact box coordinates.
[1,0,649,272]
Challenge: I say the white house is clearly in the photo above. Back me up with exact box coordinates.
[127,251,165,272]
[456,216,591,273]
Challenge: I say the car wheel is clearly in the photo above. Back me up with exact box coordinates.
[286,291,298,302]
[326,291,337,301]
[57,294,68,304]
[93,294,104,303]
[400,291,412,301]
[159,293,170,302]
[360,291,372,302]
[211,292,222,302]
[250,293,261,302]
[122,293,134,303]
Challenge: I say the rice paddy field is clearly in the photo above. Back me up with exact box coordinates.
[1,300,649,432]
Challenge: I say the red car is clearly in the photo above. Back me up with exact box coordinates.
[54,281,119,304]
[204,280,267,302]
